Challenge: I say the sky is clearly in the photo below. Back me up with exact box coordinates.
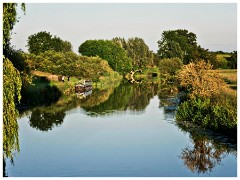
[10,3,237,53]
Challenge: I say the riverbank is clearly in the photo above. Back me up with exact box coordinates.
[176,61,237,139]
[19,70,122,110]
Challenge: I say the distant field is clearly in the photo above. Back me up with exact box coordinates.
[216,54,231,59]
[211,69,237,90]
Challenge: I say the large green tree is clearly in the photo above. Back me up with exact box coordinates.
[27,31,72,55]
[157,29,200,64]
[79,39,132,75]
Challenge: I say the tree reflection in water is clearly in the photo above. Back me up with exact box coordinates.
[82,81,159,116]
[29,107,65,131]
[157,77,237,175]
[26,80,160,131]
[178,122,237,174]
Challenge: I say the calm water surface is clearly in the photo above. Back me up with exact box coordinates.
[5,81,237,177]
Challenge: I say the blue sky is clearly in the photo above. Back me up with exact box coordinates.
[10,3,237,53]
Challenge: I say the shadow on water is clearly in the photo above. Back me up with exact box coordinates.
[18,76,62,111]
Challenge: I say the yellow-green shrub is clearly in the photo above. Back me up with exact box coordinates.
[176,60,237,137]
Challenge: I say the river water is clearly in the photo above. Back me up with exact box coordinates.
[5,81,237,177]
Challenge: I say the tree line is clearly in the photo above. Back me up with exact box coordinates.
[26,30,237,76]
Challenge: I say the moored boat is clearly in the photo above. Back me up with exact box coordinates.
[75,80,92,93]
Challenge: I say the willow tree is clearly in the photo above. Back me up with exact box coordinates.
[3,3,25,162]
[3,58,22,162]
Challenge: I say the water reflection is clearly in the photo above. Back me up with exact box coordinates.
[6,80,237,176]
[82,81,160,115]
[159,81,237,175]
[29,107,65,131]
[177,122,237,174]
[23,80,161,131]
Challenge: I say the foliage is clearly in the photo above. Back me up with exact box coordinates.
[158,40,184,60]
[157,29,216,64]
[158,58,183,76]
[193,47,216,67]
[176,60,237,136]
[3,3,25,163]
[226,51,237,69]
[3,58,22,162]
[24,50,121,82]
[157,29,196,63]
[27,31,72,55]
[178,60,227,99]
[214,54,229,69]
[78,39,132,74]
[210,51,237,69]
[4,46,32,87]
[3,3,25,49]
[112,37,155,68]
[176,97,237,135]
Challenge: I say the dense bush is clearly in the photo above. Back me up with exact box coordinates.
[158,58,183,76]
[178,60,227,98]
[24,50,121,82]
[176,97,237,136]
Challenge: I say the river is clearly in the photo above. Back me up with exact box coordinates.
[5,80,237,177]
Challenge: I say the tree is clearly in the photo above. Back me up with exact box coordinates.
[3,58,22,162]
[112,37,128,50]
[3,3,25,162]
[79,40,132,75]
[112,37,155,68]
[29,108,65,132]
[158,29,200,64]
[157,40,184,60]
[3,3,25,49]
[27,31,72,55]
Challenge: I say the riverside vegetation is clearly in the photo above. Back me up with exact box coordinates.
[3,3,237,168]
